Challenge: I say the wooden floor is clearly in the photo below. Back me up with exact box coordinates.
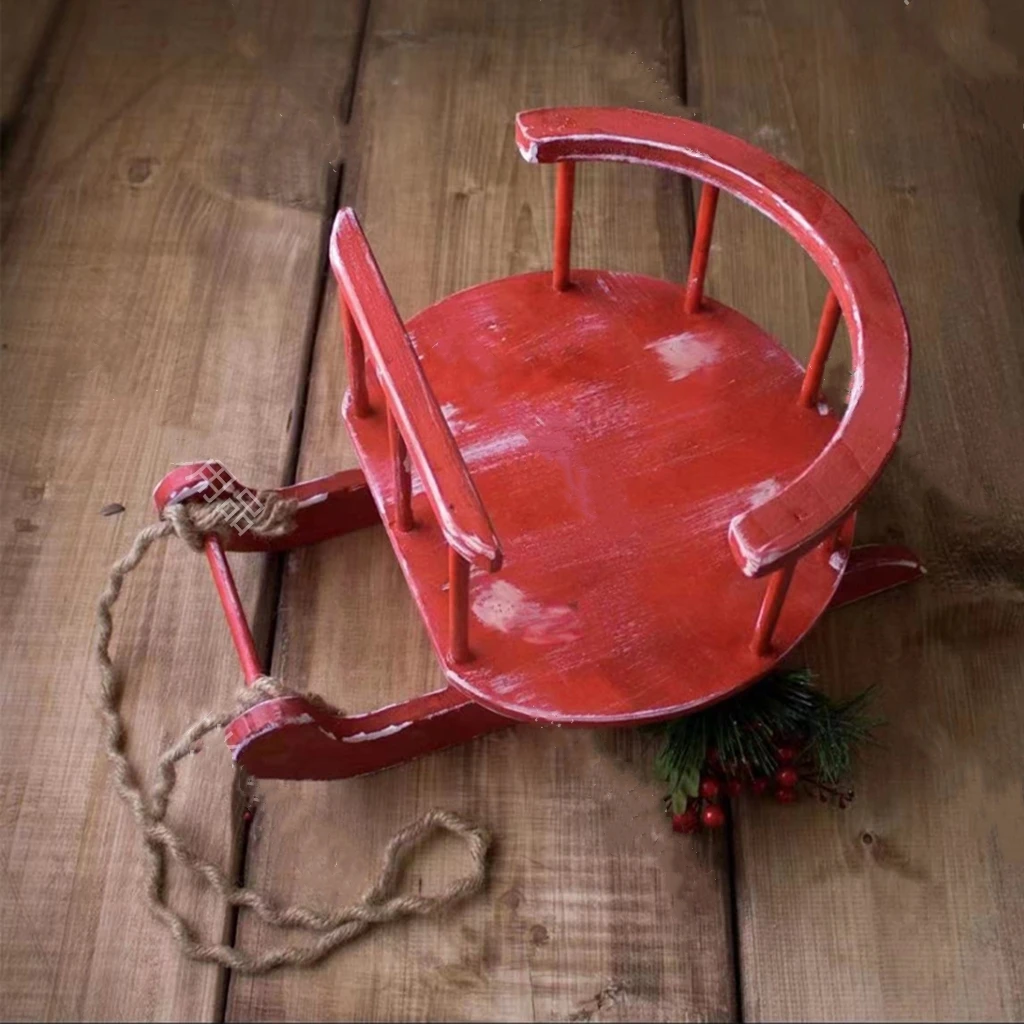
[2,1,1022,1019]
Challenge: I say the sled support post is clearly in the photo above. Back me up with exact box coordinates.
[553,161,576,291]
[341,300,370,418]
[449,547,470,663]
[800,289,842,407]
[752,561,795,656]
[684,183,720,314]
[387,407,414,531]
[204,535,264,685]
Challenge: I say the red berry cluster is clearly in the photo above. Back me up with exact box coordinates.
[668,741,854,834]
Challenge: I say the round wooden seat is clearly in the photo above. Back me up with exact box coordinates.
[347,269,853,724]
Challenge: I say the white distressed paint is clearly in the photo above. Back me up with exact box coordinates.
[460,430,530,466]
[747,477,781,509]
[829,551,846,572]
[517,139,539,162]
[342,721,413,743]
[166,479,211,504]
[439,401,468,437]
[295,492,328,510]
[646,332,720,381]
[848,364,865,408]
[728,516,770,577]
[472,579,581,645]
[345,688,453,721]
[817,400,831,416]
[678,478,783,536]
[889,559,925,571]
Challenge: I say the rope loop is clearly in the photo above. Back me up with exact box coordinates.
[95,496,491,974]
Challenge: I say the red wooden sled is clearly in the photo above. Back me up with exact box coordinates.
[154,107,922,780]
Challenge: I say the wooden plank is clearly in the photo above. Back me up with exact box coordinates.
[0,0,61,126]
[226,1,736,1020]
[0,1,363,1018]
[689,0,1024,1018]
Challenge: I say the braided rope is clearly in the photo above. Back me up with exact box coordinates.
[95,494,491,973]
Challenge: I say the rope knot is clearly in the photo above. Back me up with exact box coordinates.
[162,491,298,551]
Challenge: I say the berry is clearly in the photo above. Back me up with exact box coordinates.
[775,787,797,804]
[672,810,700,834]
[775,744,798,763]
[699,777,721,801]
[726,778,743,798]
[750,777,769,796]
[701,804,726,828]
[774,766,799,789]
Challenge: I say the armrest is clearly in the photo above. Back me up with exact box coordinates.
[329,209,502,571]
[516,107,909,577]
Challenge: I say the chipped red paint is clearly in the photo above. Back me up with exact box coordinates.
[151,107,919,780]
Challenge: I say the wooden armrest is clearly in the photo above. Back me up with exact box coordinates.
[516,107,909,577]
[329,209,502,571]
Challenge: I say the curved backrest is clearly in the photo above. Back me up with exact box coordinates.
[516,107,910,578]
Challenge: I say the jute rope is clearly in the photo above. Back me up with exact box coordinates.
[95,492,491,974]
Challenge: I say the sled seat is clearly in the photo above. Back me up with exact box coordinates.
[328,106,909,726]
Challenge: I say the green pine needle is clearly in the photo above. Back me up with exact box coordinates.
[650,670,880,799]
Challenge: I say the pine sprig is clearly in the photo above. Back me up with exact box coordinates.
[804,685,880,785]
[651,670,881,807]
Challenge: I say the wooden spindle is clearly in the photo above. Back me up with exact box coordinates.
[341,301,370,417]
[751,561,796,656]
[552,161,576,291]
[821,512,854,560]
[204,535,264,684]
[800,289,842,407]
[684,184,720,314]
[448,547,470,663]
[387,409,413,531]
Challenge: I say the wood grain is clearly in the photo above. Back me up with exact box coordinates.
[226,1,735,1020]
[0,0,61,126]
[0,1,363,1018]
[690,0,1024,1019]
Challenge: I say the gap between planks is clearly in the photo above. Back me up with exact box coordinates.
[215,0,374,1016]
